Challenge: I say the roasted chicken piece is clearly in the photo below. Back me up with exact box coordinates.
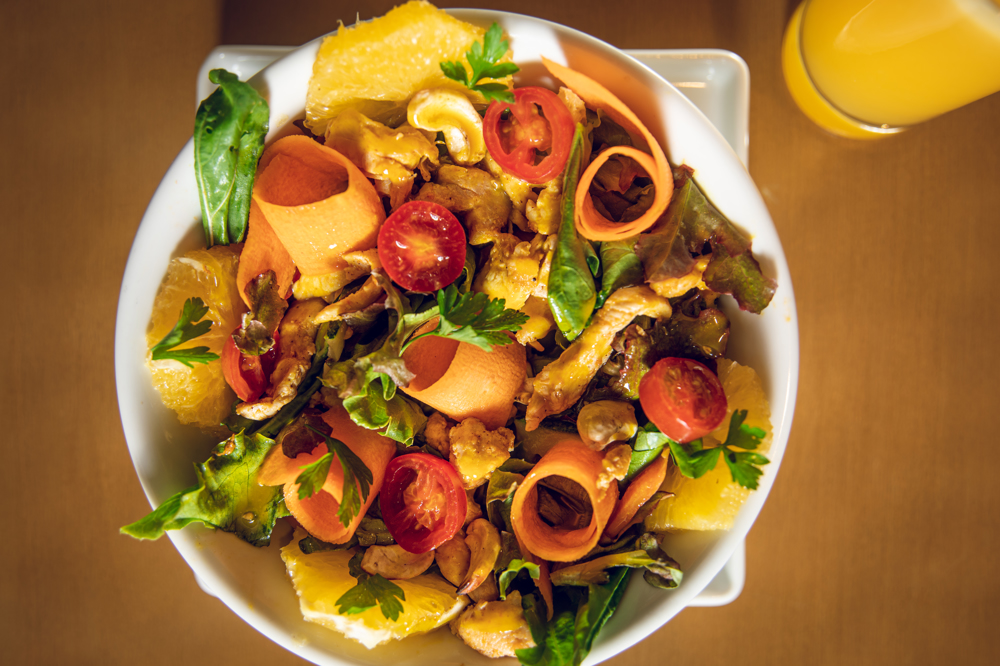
[360,544,435,580]
[473,233,548,311]
[313,274,384,324]
[448,418,515,489]
[325,108,438,210]
[291,248,381,301]
[237,298,326,420]
[650,254,711,299]
[450,590,535,658]
[416,165,511,245]
[423,411,452,458]
[525,286,672,430]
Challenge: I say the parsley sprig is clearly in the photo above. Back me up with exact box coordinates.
[150,297,220,367]
[666,410,769,490]
[294,426,373,527]
[335,552,406,620]
[440,22,519,103]
[402,284,529,353]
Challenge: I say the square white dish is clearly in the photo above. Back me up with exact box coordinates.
[117,10,796,665]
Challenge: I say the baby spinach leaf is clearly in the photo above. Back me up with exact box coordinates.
[194,68,269,246]
[547,125,597,341]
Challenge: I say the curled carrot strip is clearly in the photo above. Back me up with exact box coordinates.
[257,404,396,544]
[236,200,297,307]
[511,440,619,562]
[400,326,526,430]
[603,454,668,542]
[542,57,674,241]
[252,135,385,276]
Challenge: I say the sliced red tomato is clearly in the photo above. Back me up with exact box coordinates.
[377,200,467,292]
[379,453,466,554]
[639,357,728,443]
[221,329,280,402]
[483,86,575,184]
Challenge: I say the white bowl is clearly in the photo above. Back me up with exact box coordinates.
[115,9,798,666]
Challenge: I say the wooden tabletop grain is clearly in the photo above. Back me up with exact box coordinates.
[4,1,999,664]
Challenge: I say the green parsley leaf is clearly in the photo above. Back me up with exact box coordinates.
[439,22,519,103]
[666,438,721,479]
[305,426,373,526]
[403,284,528,353]
[294,451,334,500]
[666,409,769,490]
[150,297,220,368]
[335,552,407,621]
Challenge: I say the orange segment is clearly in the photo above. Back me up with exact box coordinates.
[145,245,246,431]
[305,0,513,132]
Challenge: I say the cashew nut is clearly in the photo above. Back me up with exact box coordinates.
[407,88,486,166]
[360,544,435,580]
[576,401,638,450]
[459,519,502,595]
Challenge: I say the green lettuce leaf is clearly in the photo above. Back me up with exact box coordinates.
[120,431,283,546]
[595,238,644,308]
[194,69,269,246]
[517,568,632,666]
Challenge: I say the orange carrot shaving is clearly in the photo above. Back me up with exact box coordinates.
[542,57,674,241]
[252,135,385,277]
[256,404,396,544]
[511,440,619,562]
[603,454,668,542]
[236,199,297,307]
[400,329,526,430]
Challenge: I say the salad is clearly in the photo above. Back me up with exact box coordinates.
[122,2,778,663]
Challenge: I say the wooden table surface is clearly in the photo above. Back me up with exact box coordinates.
[4,0,999,664]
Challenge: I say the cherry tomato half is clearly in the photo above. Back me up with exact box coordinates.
[377,200,467,293]
[379,453,466,554]
[221,329,280,402]
[483,86,576,184]
[638,357,728,443]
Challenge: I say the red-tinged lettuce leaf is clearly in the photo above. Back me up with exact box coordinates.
[702,241,776,315]
[234,270,288,355]
[635,165,775,313]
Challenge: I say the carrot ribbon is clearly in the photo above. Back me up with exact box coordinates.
[511,440,619,562]
[252,135,385,277]
[542,57,674,242]
[603,454,668,542]
[256,404,396,544]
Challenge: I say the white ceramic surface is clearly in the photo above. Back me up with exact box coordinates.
[116,9,798,666]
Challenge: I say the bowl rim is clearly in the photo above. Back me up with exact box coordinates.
[116,8,799,666]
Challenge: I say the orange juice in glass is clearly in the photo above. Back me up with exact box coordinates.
[783,0,1000,138]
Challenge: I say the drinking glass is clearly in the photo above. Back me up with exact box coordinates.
[782,0,1000,138]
